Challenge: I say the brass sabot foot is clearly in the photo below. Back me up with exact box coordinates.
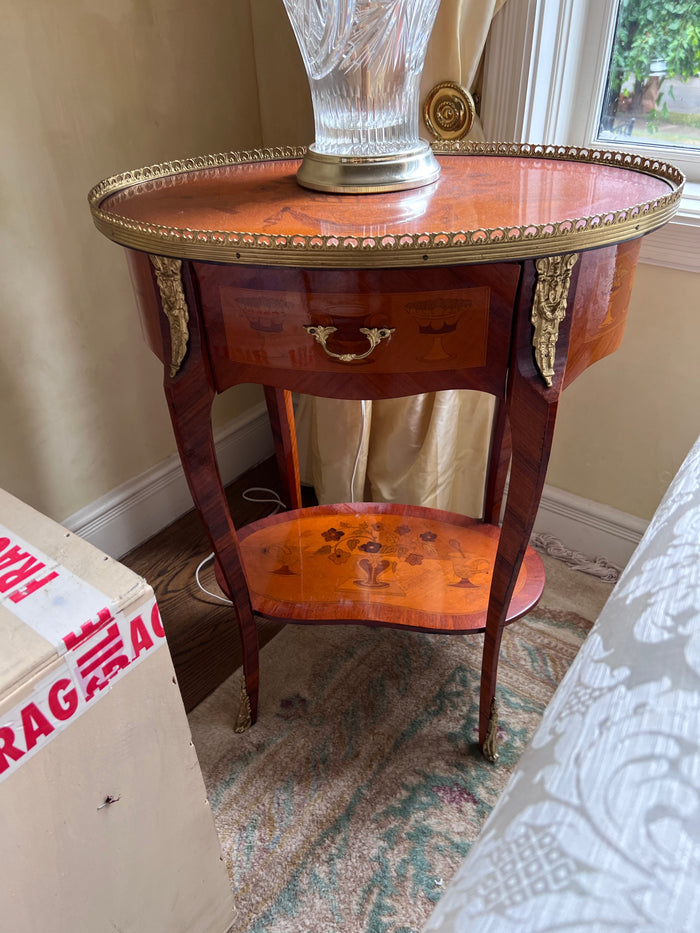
[234,675,252,733]
[482,697,499,763]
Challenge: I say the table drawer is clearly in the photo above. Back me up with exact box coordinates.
[198,263,520,397]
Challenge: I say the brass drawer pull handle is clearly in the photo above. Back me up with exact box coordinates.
[303,325,395,362]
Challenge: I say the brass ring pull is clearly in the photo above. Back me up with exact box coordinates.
[303,324,395,362]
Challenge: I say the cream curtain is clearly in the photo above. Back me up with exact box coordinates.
[296,0,508,516]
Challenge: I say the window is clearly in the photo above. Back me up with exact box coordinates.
[598,1,700,154]
[481,0,700,272]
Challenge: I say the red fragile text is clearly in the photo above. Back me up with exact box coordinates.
[0,600,165,777]
[0,535,59,603]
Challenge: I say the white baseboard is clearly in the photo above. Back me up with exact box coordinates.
[534,484,648,568]
[64,405,646,570]
[64,403,274,559]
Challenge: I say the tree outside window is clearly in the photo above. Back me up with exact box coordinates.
[599,0,700,148]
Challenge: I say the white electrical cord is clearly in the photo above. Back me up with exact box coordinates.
[241,487,287,514]
[194,487,287,604]
[195,554,233,605]
[195,398,367,600]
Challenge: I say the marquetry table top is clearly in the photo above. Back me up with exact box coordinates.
[89,142,683,269]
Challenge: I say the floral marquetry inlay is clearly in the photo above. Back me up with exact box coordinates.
[237,505,545,632]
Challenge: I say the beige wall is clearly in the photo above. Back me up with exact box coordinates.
[1,1,697,530]
[250,0,314,147]
[0,0,264,522]
[548,261,700,520]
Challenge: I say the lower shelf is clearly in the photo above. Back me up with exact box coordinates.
[230,502,544,633]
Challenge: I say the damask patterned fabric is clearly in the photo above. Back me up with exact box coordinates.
[424,437,700,932]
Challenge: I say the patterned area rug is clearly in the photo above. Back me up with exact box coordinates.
[189,555,612,933]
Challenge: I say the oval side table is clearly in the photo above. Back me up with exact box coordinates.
[89,142,683,760]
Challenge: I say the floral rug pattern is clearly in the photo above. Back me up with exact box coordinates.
[189,605,594,933]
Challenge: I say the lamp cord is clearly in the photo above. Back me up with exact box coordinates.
[195,399,367,600]
[194,487,286,604]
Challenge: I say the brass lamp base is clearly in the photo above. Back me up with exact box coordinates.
[296,143,441,194]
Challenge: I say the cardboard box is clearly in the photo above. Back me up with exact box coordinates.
[0,489,234,933]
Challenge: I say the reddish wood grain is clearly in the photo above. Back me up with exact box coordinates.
[103,155,671,241]
[196,262,519,399]
[264,387,302,511]
[115,154,652,757]
[159,261,262,726]
[228,502,544,632]
[477,257,578,750]
[483,398,511,525]
[564,240,642,386]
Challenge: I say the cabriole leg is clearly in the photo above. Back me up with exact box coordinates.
[151,253,261,732]
[478,253,578,760]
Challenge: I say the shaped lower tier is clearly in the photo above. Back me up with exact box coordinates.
[225,503,545,633]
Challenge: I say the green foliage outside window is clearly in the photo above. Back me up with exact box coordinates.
[601,0,700,134]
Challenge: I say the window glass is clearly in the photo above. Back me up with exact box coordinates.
[597,0,700,150]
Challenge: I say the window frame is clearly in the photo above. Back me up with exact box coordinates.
[481,0,700,273]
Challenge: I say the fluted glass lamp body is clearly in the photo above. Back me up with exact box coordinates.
[283,0,442,192]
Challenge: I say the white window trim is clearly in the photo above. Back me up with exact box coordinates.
[481,0,700,275]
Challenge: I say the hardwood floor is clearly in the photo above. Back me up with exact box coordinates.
[121,457,316,712]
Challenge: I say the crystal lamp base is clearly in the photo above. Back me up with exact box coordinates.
[295,142,440,194]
